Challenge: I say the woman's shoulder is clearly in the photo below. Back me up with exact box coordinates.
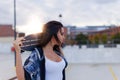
[24,47,44,67]
[29,47,44,61]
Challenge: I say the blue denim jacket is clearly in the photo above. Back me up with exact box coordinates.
[24,48,42,80]
[24,47,67,80]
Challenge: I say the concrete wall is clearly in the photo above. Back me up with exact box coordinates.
[0,43,13,54]
[0,44,120,63]
[63,45,120,63]
[0,37,14,54]
[0,37,14,43]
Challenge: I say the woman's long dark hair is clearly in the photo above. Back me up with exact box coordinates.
[37,21,64,54]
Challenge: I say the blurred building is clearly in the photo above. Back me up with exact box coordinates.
[66,25,116,39]
[89,26,120,40]
[63,27,68,37]
[0,24,14,43]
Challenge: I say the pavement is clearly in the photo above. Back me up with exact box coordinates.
[0,51,120,80]
[66,63,120,80]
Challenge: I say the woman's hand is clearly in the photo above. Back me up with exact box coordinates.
[13,37,25,53]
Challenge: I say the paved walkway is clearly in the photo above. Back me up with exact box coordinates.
[0,53,120,80]
[66,63,120,80]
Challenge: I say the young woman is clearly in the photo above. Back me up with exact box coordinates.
[13,21,68,80]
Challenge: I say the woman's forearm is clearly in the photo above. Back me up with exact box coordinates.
[16,51,25,80]
[13,37,25,80]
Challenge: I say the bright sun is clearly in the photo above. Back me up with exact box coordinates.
[18,15,44,35]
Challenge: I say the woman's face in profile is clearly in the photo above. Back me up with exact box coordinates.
[57,27,65,45]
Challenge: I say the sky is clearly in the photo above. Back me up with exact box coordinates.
[0,0,120,34]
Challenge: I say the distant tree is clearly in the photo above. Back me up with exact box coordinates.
[94,34,99,44]
[88,35,94,44]
[101,34,107,44]
[75,33,88,45]
[112,32,120,44]
[65,35,76,45]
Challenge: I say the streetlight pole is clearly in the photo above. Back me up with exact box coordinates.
[14,0,16,66]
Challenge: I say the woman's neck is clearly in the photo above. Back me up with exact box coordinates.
[43,42,54,53]
[42,42,62,62]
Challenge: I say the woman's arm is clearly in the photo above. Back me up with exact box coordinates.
[13,37,25,80]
